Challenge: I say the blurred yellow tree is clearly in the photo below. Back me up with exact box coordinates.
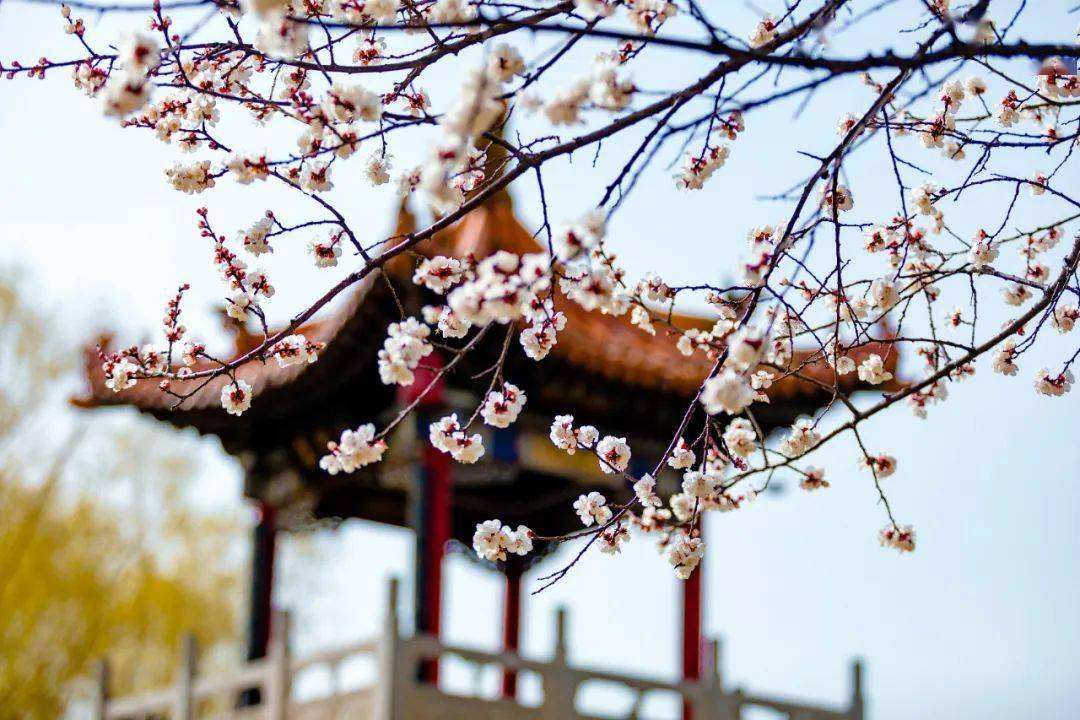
[0,275,240,719]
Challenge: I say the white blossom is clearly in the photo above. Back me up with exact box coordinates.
[779,417,821,457]
[964,76,987,97]
[103,357,139,392]
[377,317,433,386]
[165,161,215,194]
[1002,284,1031,307]
[488,43,525,82]
[120,33,161,75]
[633,474,662,508]
[968,232,999,269]
[472,519,533,562]
[700,370,754,416]
[269,334,321,368]
[667,437,696,470]
[365,152,392,186]
[1034,368,1074,397]
[879,524,916,552]
[748,15,777,48]
[820,183,854,213]
[430,413,486,463]
[596,435,631,474]
[430,0,476,22]
[992,339,1019,376]
[870,278,901,312]
[861,453,897,478]
[800,467,829,491]
[722,418,756,457]
[226,153,270,184]
[1052,305,1079,333]
[549,415,598,453]
[910,182,938,216]
[857,354,894,385]
[240,216,274,256]
[1029,172,1048,196]
[221,379,253,416]
[255,13,309,59]
[675,145,729,190]
[553,209,605,263]
[681,470,716,500]
[598,525,630,555]
[573,0,614,19]
[319,423,387,474]
[667,534,704,580]
[413,256,465,293]
[726,326,764,370]
[226,289,257,323]
[308,237,342,268]
[300,161,333,192]
[480,382,527,428]
[573,491,612,527]
[423,304,472,339]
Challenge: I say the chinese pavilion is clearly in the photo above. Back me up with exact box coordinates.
[76,183,898,703]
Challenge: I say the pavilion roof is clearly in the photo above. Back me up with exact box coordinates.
[75,192,898,419]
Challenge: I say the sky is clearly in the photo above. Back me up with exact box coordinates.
[1,1,1079,718]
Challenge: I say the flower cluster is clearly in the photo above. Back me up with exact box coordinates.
[377,318,433,386]
[549,415,599,454]
[319,424,388,474]
[573,491,612,527]
[269,334,323,368]
[102,33,159,117]
[879,524,916,553]
[667,534,705,580]
[675,113,743,190]
[430,414,485,463]
[472,519,533,562]
[221,380,253,416]
[480,382,527,428]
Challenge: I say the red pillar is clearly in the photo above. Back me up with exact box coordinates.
[501,562,523,698]
[401,352,450,685]
[681,529,703,720]
[418,433,452,683]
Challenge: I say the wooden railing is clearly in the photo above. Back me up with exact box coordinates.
[91,579,864,720]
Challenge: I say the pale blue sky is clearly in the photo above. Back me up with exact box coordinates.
[1,1,1078,718]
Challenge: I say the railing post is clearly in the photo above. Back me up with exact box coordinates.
[553,606,567,662]
[848,659,864,720]
[540,606,575,720]
[729,688,745,720]
[267,609,292,720]
[374,578,401,720]
[710,638,724,692]
[698,638,726,720]
[91,659,109,720]
[174,634,197,720]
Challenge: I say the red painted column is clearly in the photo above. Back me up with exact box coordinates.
[420,433,452,684]
[400,351,450,685]
[501,561,523,698]
[681,528,703,720]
